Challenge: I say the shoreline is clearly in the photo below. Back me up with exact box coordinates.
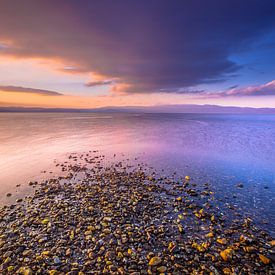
[0,153,274,274]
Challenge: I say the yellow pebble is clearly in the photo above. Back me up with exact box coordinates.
[157,266,167,273]
[206,232,214,238]
[223,267,232,274]
[217,238,227,245]
[243,246,255,253]
[178,224,184,233]
[41,218,50,225]
[4,257,11,264]
[19,267,33,275]
[259,254,270,264]
[41,251,51,257]
[117,251,123,258]
[220,248,233,261]
[168,242,175,252]
[149,256,162,266]
[7,266,14,272]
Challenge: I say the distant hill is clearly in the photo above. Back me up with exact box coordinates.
[0,104,275,114]
[91,104,275,114]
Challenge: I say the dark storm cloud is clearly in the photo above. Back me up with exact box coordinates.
[0,85,63,96]
[0,0,274,94]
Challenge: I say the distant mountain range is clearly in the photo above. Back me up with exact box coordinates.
[0,104,275,114]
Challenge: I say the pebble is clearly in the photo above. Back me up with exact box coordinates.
[148,256,162,266]
[0,153,273,274]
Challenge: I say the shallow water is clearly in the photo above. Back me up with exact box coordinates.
[0,112,274,235]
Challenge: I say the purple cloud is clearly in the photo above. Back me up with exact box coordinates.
[0,85,63,96]
[0,1,274,94]
[85,80,115,87]
[201,80,275,98]
[224,80,275,96]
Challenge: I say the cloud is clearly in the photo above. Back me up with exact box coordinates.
[158,88,205,94]
[224,80,275,96]
[201,80,275,98]
[0,85,63,96]
[85,80,115,87]
[227,85,239,90]
[0,43,9,50]
[59,66,88,74]
[0,1,274,94]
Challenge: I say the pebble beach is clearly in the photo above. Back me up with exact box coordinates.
[0,153,274,274]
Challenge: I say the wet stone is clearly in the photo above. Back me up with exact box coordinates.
[0,153,274,274]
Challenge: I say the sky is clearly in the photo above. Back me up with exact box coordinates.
[0,0,275,109]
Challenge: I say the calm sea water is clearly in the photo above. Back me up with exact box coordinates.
[0,113,274,234]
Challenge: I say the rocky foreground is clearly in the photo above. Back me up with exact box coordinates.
[0,153,274,274]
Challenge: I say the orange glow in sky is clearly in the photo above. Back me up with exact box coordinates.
[0,54,274,109]
[0,1,275,110]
